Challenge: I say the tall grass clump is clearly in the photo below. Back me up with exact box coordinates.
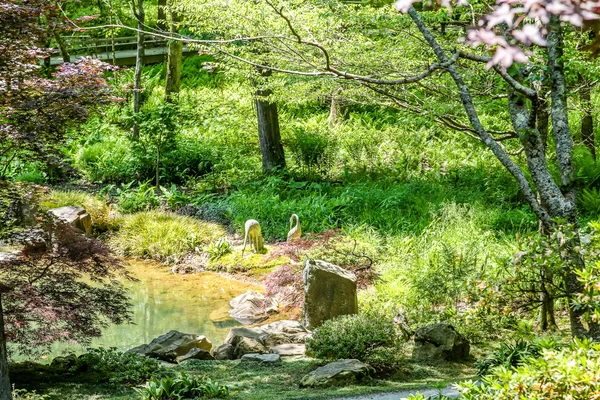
[108,210,224,263]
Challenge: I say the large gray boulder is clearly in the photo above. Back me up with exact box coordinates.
[128,330,212,363]
[299,359,374,388]
[301,259,358,329]
[48,206,92,234]
[213,343,235,360]
[224,320,309,359]
[412,323,470,361]
[229,290,278,325]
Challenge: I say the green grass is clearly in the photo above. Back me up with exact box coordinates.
[20,359,474,400]
[108,210,225,263]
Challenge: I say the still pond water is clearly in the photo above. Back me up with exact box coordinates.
[39,260,261,359]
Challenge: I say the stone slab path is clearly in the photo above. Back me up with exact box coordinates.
[333,383,460,400]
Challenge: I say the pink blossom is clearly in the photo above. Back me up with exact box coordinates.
[512,24,547,46]
[393,0,418,13]
[487,45,529,69]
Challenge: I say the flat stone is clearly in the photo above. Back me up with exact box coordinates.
[240,353,281,364]
[269,344,306,356]
[300,359,374,388]
[176,348,215,363]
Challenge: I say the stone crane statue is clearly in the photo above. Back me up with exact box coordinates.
[242,219,266,256]
[287,214,301,242]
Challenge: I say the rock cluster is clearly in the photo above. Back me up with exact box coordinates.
[221,320,309,359]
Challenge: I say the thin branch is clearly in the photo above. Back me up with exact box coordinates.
[458,51,537,98]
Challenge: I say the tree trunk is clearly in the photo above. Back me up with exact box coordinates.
[537,269,557,331]
[165,4,182,102]
[580,78,596,161]
[0,295,12,400]
[328,87,349,127]
[254,70,286,173]
[155,146,160,187]
[53,31,70,63]
[547,16,596,339]
[157,0,167,31]
[132,0,145,140]
[536,94,549,152]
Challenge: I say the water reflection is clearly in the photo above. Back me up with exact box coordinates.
[37,259,261,359]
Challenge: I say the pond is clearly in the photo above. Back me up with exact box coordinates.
[34,259,263,360]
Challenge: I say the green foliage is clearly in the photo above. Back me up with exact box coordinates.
[72,348,164,385]
[108,210,224,263]
[131,100,178,186]
[109,182,160,214]
[205,238,233,261]
[72,117,135,183]
[135,372,228,400]
[475,340,544,376]
[286,125,337,177]
[460,339,600,400]
[160,185,193,211]
[306,312,405,374]
[11,389,50,400]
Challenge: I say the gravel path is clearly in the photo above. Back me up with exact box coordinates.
[333,383,460,400]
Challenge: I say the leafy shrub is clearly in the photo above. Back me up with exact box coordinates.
[136,372,228,399]
[287,126,336,176]
[12,389,50,400]
[475,340,544,376]
[72,347,164,385]
[109,210,224,263]
[408,394,452,400]
[206,238,233,261]
[11,169,47,184]
[460,339,600,400]
[112,181,160,213]
[579,187,600,215]
[306,312,405,374]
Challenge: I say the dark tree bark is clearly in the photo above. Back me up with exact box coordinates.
[132,0,145,140]
[536,94,549,152]
[158,0,167,31]
[0,294,11,400]
[580,77,596,161]
[53,31,70,63]
[254,69,286,173]
[165,3,182,102]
